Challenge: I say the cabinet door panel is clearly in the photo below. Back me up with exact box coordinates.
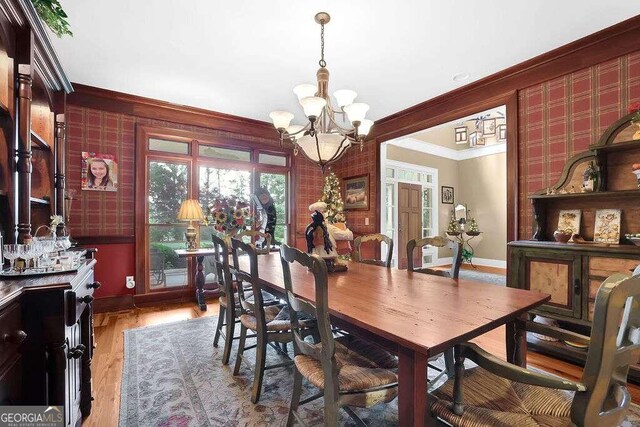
[525,254,581,318]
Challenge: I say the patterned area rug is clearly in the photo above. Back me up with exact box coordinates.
[458,269,506,286]
[120,316,640,426]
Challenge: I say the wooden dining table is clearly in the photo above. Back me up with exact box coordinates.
[238,253,550,426]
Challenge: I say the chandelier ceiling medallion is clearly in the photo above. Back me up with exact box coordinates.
[269,12,373,171]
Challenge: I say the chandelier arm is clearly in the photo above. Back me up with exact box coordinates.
[285,122,312,138]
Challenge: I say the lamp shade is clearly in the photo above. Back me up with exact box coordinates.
[293,83,317,101]
[286,124,305,140]
[343,102,369,124]
[177,199,205,221]
[297,133,350,164]
[333,89,357,108]
[300,96,327,118]
[357,119,374,137]
[269,111,294,130]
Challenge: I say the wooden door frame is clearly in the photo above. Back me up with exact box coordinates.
[376,91,518,244]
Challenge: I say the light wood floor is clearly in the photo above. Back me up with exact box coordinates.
[86,300,640,426]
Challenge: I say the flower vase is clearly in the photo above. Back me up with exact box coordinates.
[633,122,640,141]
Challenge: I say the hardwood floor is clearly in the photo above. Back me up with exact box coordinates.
[86,299,640,426]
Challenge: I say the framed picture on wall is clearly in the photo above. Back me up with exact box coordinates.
[441,186,454,204]
[81,152,118,192]
[469,131,478,147]
[454,126,467,144]
[497,124,507,141]
[343,174,369,210]
[482,118,496,136]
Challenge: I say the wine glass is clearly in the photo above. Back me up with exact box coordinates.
[4,244,24,272]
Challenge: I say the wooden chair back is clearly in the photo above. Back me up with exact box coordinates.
[236,230,272,255]
[571,273,640,426]
[280,244,338,394]
[407,236,462,279]
[211,233,233,303]
[230,238,267,330]
[351,233,393,268]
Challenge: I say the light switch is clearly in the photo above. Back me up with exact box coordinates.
[365,217,369,226]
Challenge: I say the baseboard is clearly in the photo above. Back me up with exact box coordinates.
[93,295,134,313]
[433,257,452,267]
[434,257,506,269]
[472,258,507,269]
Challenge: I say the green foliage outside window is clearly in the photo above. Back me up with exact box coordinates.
[32,0,72,37]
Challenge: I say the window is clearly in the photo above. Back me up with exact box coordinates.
[380,160,438,268]
[147,161,189,289]
[259,173,288,244]
[137,127,292,294]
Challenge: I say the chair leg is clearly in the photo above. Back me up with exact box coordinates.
[444,347,455,379]
[287,366,303,427]
[251,333,267,404]
[233,324,247,376]
[221,308,235,365]
[213,305,226,348]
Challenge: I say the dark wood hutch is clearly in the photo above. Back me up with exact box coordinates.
[0,1,96,426]
[508,112,640,382]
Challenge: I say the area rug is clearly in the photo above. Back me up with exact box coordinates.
[120,316,640,426]
[458,269,507,286]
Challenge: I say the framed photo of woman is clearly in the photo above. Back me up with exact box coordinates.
[81,152,118,192]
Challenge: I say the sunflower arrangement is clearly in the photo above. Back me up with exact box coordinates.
[206,195,253,234]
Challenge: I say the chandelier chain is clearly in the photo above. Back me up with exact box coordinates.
[319,21,326,68]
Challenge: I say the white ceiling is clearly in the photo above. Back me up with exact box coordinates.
[49,1,640,124]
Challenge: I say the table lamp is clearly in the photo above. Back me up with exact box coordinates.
[177,199,205,250]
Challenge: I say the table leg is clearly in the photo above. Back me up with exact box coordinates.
[398,347,430,426]
[195,255,207,311]
[506,315,527,366]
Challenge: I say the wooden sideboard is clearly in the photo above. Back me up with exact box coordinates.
[509,112,640,382]
[0,254,98,426]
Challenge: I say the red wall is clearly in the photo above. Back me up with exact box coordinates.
[518,51,640,239]
[79,243,136,297]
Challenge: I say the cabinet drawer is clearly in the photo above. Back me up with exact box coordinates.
[0,303,26,368]
[66,269,96,327]
[589,257,639,277]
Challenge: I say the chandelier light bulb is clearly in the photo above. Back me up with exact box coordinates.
[357,119,374,137]
[293,84,317,102]
[343,102,369,124]
[269,111,294,130]
[286,124,304,140]
[300,96,327,119]
[333,89,357,108]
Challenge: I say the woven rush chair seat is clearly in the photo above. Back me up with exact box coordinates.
[219,289,277,308]
[239,304,314,332]
[295,335,399,393]
[431,366,573,427]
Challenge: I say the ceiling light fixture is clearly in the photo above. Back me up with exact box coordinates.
[269,12,372,171]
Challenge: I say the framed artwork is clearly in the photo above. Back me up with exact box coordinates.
[441,186,454,204]
[482,118,496,136]
[469,131,478,147]
[557,210,581,240]
[81,152,118,192]
[593,209,621,244]
[454,126,467,144]
[497,124,507,141]
[343,174,369,210]
[475,136,486,146]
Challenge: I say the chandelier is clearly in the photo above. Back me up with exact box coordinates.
[269,12,373,171]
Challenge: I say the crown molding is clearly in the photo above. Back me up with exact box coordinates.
[387,137,506,161]
[68,83,280,141]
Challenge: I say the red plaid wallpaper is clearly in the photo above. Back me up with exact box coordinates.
[66,105,280,238]
[66,105,136,236]
[292,141,378,247]
[518,51,640,239]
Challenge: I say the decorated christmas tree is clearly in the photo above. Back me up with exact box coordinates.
[319,172,346,224]
[446,214,460,235]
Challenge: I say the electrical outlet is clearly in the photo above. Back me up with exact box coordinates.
[125,276,135,289]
